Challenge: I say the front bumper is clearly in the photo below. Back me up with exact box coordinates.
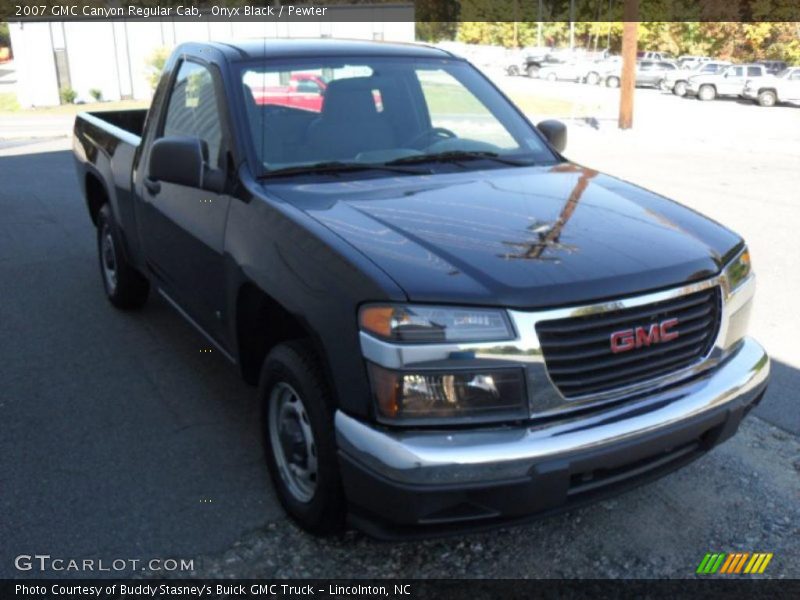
[335,337,769,538]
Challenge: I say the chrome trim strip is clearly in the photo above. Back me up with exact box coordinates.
[157,288,236,364]
[337,337,769,485]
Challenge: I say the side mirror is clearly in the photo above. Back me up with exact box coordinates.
[537,119,567,153]
[148,136,205,188]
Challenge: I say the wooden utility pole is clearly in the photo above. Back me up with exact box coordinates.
[618,0,639,129]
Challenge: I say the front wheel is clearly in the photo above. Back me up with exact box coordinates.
[606,76,620,88]
[673,81,688,96]
[506,65,520,77]
[585,72,600,85]
[698,84,716,101]
[96,204,149,309]
[758,90,777,107]
[526,64,539,78]
[546,72,557,82]
[260,341,345,535]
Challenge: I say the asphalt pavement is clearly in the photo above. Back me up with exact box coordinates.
[1,80,799,579]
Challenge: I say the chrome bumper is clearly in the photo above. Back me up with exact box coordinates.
[336,336,769,486]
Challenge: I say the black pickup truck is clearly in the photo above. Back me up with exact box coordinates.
[73,39,769,538]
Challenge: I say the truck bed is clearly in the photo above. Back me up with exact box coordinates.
[84,109,148,138]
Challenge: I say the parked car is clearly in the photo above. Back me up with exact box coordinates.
[662,60,731,96]
[637,51,673,61]
[538,60,594,82]
[756,60,789,75]
[73,39,769,537]
[686,63,768,100]
[743,66,800,106]
[583,56,622,85]
[603,60,678,88]
[678,55,712,69]
[249,72,327,112]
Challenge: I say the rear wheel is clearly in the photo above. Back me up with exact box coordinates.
[260,341,345,535]
[757,90,777,107]
[506,65,520,76]
[673,81,688,96]
[96,204,149,309]
[606,76,620,88]
[546,72,557,82]
[585,71,600,85]
[698,84,716,101]
[526,64,539,78]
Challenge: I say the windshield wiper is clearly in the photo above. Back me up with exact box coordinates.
[261,161,430,179]
[385,150,537,168]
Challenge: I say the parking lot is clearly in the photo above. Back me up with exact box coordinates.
[1,75,798,579]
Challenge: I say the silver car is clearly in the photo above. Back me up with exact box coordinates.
[743,67,800,106]
[603,60,678,88]
[686,64,768,100]
[662,60,731,96]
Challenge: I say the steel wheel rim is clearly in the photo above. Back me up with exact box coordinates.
[761,93,775,106]
[101,224,118,294]
[268,382,317,503]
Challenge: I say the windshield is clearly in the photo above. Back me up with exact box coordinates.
[238,57,557,177]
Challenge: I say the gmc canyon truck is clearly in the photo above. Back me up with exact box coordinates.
[73,39,769,538]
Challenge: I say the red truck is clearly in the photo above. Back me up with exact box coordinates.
[249,73,327,112]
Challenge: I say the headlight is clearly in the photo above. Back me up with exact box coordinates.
[359,304,514,344]
[367,363,528,424]
[724,247,751,292]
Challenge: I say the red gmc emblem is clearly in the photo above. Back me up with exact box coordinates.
[610,318,680,354]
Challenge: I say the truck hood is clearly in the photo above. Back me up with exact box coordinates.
[266,164,742,308]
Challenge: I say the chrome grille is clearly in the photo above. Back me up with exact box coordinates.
[535,287,722,398]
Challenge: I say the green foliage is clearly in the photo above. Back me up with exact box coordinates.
[145,47,170,91]
[0,21,9,47]
[59,87,76,104]
[442,19,800,62]
[89,88,103,102]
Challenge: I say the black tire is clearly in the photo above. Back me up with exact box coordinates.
[606,76,620,88]
[757,90,777,107]
[673,81,688,96]
[585,71,600,86]
[260,340,345,535]
[526,64,539,78]
[506,65,520,77]
[97,204,149,309]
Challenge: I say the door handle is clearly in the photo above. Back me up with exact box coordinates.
[144,178,161,196]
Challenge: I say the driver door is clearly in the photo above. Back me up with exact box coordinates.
[138,59,232,343]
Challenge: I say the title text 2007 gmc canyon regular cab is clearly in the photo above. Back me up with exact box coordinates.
[73,40,769,537]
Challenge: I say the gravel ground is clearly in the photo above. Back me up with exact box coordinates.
[157,417,798,579]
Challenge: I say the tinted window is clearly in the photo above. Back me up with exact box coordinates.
[163,61,223,170]
[728,67,744,77]
[790,70,800,81]
[747,66,762,77]
[659,62,676,70]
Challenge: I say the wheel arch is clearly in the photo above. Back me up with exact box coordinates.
[234,281,334,393]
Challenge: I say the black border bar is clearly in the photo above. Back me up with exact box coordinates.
[4,1,800,23]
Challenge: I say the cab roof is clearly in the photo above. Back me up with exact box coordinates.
[186,38,455,62]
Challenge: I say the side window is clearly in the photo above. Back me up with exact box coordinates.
[747,66,762,77]
[162,61,223,170]
[730,67,744,77]
[296,79,321,94]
